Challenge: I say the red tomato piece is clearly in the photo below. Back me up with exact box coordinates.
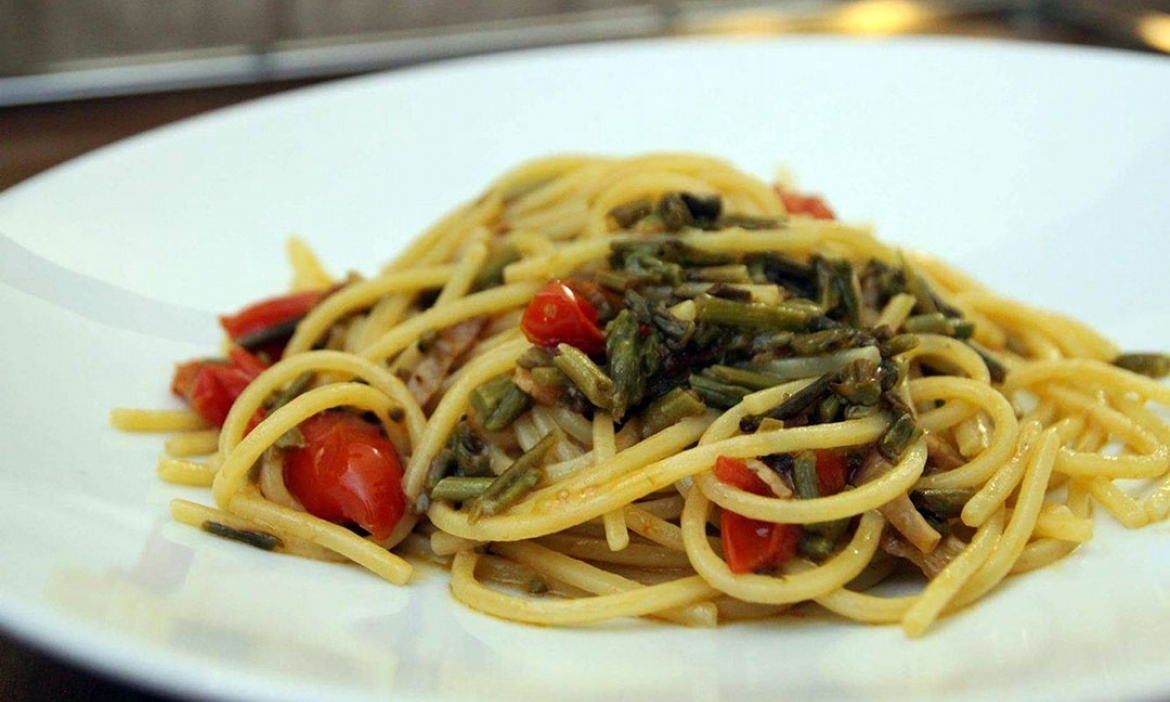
[713,455,770,495]
[520,280,606,355]
[171,347,269,427]
[283,412,406,541]
[777,187,837,221]
[171,359,204,400]
[814,449,849,496]
[227,345,269,377]
[714,455,802,573]
[220,290,324,341]
[721,511,802,574]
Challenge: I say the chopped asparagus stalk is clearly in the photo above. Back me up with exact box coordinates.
[554,344,615,410]
[470,375,532,432]
[431,476,496,503]
[1113,352,1170,379]
[689,374,751,409]
[202,521,283,551]
[694,293,820,331]
[879,412,921,461]
[639,388,706,438]
[467,433,554,522]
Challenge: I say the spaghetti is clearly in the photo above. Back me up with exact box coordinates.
[112,153,1170,635]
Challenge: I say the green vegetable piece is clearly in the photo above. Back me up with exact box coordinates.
[704,365,784,391]
[790,329,859,356]
[878,412,921,461]
[802,510,851,559]
[467,433,554,522]
[554,344,615,410]
[817,393,842,424]
[449,422,494,478]
[693,294,819,331]
[952,320,976,340]
[792,451,820,500]
[470,375,532,432]
[202,521,283,551]
[807,515,851,541]
[659,239,735,266]
[425,448,459,492]
[815,258,861,327]
[900,252,963,318]
[1113,353,1170,379]
[686,265,752,283]
[799,533,837,560]
[531,366,569,387]
[967,342,1008,384]
[750,373,833,427]
[680,192,723,222]
[748,332,796,355]
[266,371,316,413]
[689,374,751,409]
[904,312,953,335]
[831,359,883,406]
[913,488,975,519]
[607,198,653,230]
[472,245,521,292]
[235,318,302,352]
[517,345,556,369]
[715,214,782,230]
[657,192,695,231]
[606,310,644,421]
[843,403,881,420]
[273,426,307,449]
[431,476,496,503]
[639,388,707,438]
[879,334,920,357]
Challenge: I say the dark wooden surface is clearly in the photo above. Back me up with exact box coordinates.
[0,81,322,194]
[0,631,172,702]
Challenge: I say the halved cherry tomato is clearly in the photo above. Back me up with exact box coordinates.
[283,411,406,541]
[777,187,836,221]
[813,449,849,496]
[520,280,606,355]
[219,290,324,341]
[721,511,802,574]
[714,456,803,574]
[171,346,268,427]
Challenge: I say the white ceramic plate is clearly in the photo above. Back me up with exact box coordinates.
[2,37,1169,702]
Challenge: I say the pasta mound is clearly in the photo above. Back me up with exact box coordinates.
[113,153,1170,636]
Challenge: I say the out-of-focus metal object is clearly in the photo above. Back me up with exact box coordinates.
[1043,0,1170,53]
[0,0,1165,105]
[0,1,664,106]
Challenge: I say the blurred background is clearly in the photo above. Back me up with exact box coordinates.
[2,0,1170,192]
[1,0,1169,700]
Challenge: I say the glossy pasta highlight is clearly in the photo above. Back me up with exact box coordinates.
[112,153,1170,635]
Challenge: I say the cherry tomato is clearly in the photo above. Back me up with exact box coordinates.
[283,411,406,541]
[219,290,324,341]
[777,188,836,221]
[721,511,802,574]
[171,346,268,427]
[714,456,803,574]
[563,277,619,321]
[520,280,606,355]
[813,449,849,496]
